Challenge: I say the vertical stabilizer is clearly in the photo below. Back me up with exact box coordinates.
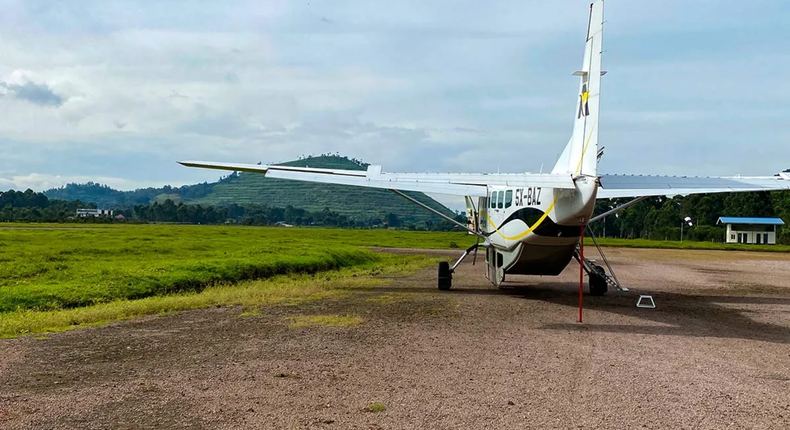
[552,0,604,177]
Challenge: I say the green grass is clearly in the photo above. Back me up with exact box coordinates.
[0,224,474,314]
[286,314,364,328]
[0,224,459,337]
[238,309,262,317]
[594,237,790,252]
[0,254,441,338]
[364,403,387,413]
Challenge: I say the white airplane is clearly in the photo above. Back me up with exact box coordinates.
[180,0,790,295]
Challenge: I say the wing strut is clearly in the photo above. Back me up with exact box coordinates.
[589,196,648,223]
[388,190,486,239]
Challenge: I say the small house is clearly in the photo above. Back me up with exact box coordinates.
[76,208,114,218]
[716,217,785,245]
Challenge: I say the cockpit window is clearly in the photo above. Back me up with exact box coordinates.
[490,192,497,208]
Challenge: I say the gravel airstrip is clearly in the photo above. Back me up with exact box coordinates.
[1,247,789,429]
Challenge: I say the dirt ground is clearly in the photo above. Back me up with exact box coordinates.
[1,247,790,429]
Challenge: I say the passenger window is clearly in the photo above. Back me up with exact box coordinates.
[505,190,513,208]
[490,193,497,208]
[497,191,504,209]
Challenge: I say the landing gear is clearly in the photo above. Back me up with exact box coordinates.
[588,263,608,296]
[573,228,626,296]
[438,261,452,290]
[438,242,486,291]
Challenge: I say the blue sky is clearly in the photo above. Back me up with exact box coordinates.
[1,0,789,204]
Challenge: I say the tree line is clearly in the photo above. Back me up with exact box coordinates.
[0,189,97,223]
[591,191,790,244]
[3,188,789,242]
[0,189,463,231]
[122,200,462,231]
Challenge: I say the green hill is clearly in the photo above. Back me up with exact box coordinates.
[44,155,456,226]
[191,155,455,225]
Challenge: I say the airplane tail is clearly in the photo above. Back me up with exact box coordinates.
[552,0,604,177]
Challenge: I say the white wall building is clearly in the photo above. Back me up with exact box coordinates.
[716,217,785,245]
[76,208,114,218]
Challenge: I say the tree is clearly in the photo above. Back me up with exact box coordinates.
[386,213,402,228]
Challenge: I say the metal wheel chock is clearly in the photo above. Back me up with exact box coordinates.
[636,295,656,309]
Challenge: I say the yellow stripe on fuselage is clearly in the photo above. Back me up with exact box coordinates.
[485,197,559,241]
[574,121,597,176]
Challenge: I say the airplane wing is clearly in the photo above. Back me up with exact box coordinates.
[179,161,578,197]
[597,173,790,199]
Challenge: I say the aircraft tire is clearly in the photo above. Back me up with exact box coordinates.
[589,265,608,296]
[438,261,452,290]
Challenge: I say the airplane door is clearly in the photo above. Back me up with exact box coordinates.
[495,252,505,286]
[477,196,487,233]
[486,250,505,286]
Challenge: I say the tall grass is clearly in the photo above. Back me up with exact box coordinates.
[0,255,440,338]
[0,225,473,313]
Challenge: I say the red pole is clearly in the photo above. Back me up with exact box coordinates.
[579,224,584,323]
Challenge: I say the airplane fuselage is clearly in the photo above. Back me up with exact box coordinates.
[479,176,598,282]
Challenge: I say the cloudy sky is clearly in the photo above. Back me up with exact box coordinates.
[1,0,789,199]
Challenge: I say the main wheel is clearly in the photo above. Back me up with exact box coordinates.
[438,261,452,290]
[589,264,608,296]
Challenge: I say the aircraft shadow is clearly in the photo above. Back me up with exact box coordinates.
[372,282,790,344]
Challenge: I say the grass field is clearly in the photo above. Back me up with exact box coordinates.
[0,224,474,313]
[0,257,438,338]
[0,224,472,337]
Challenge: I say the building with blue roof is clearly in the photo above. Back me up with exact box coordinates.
[716,217,785,245]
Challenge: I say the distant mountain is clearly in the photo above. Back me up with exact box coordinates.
[44,155,456,225]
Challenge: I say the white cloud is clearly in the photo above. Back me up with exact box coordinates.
[0,173,171,192]
[0,0,789,196]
